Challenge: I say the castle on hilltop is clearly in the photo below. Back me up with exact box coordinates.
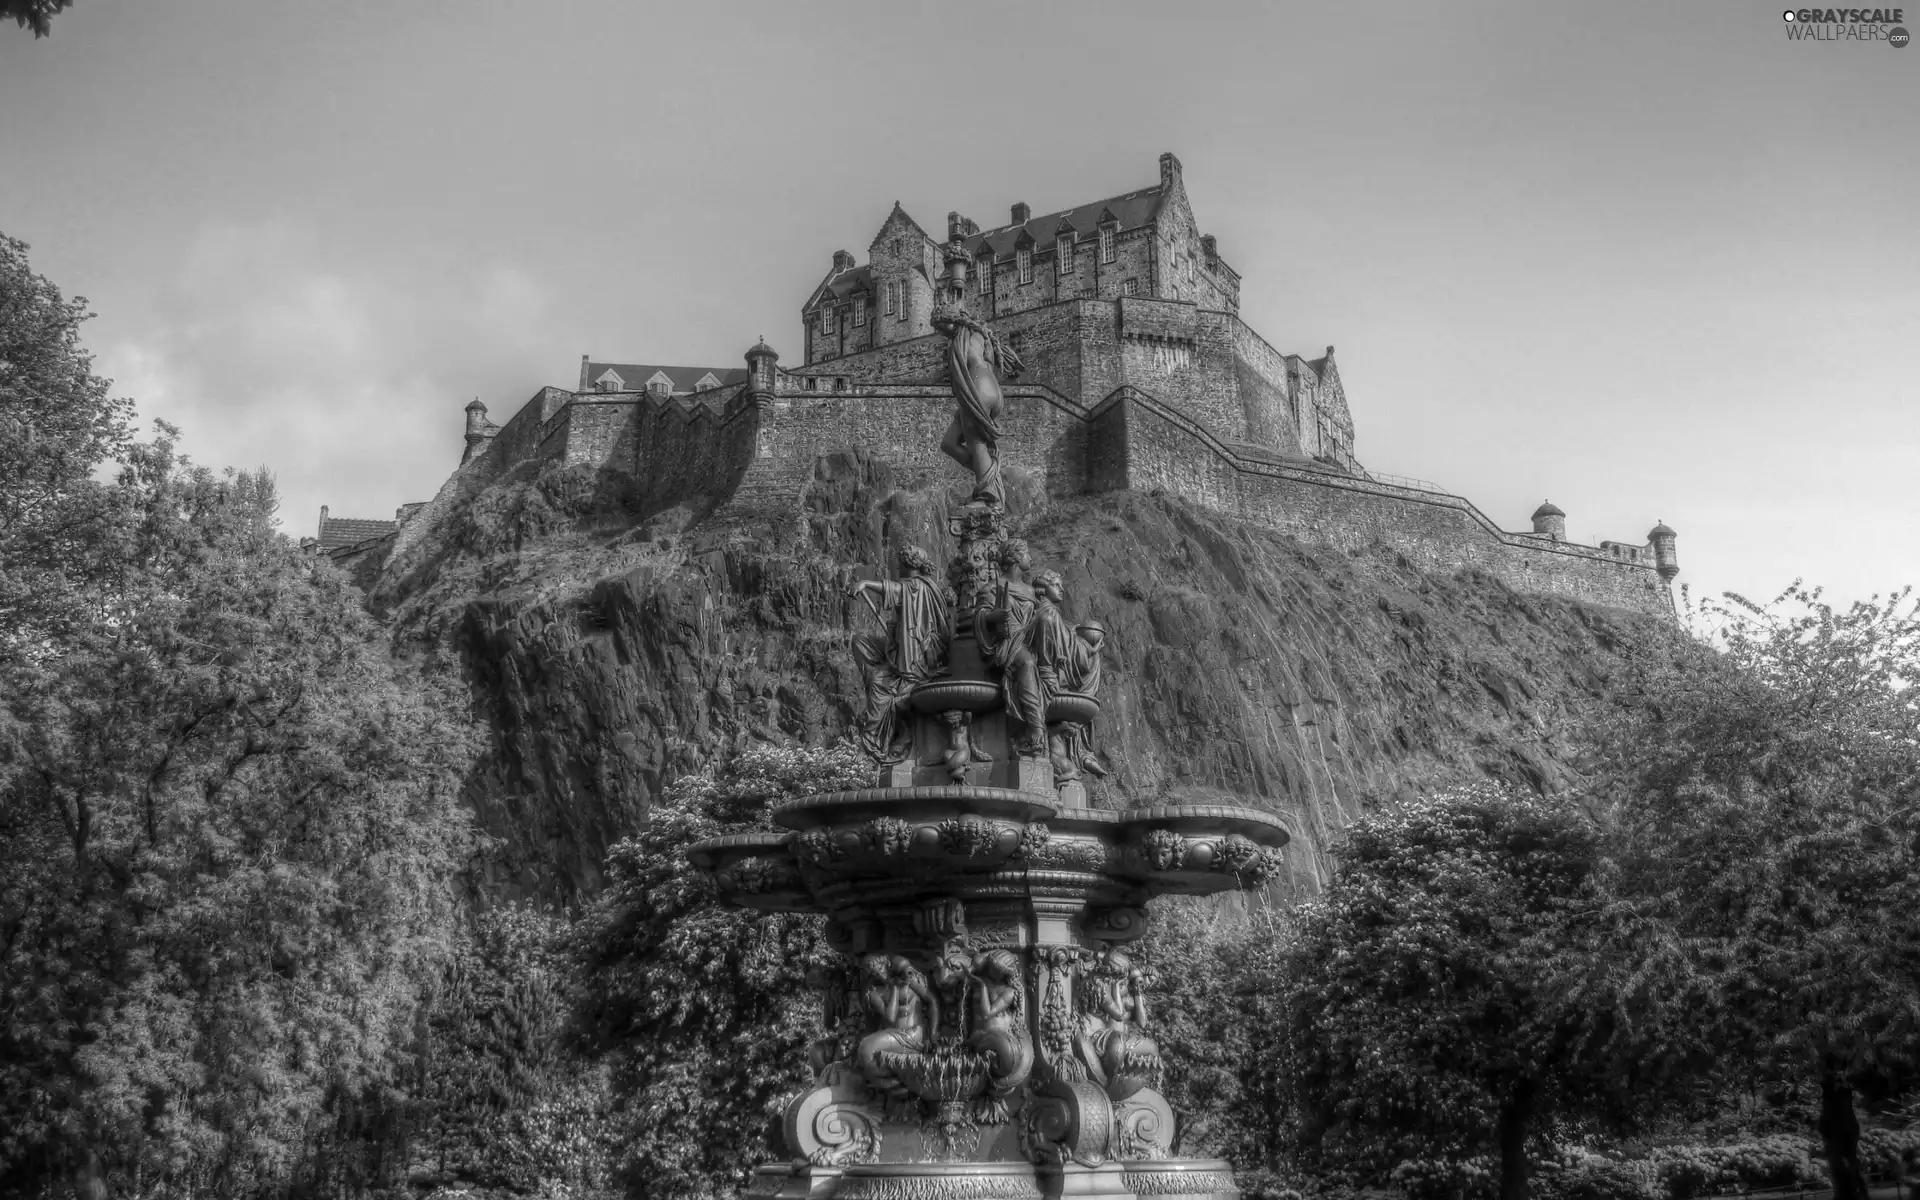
[329,152,1678,615]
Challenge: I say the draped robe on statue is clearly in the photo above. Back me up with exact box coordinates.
[851,574,949,761]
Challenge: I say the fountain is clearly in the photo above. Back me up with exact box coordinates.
[685,217,1288,1200]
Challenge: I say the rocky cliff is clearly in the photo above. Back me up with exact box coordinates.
[375,452,1666,904]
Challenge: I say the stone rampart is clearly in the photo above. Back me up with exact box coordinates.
[395,348,1670,618]
[1092,389,1672,613]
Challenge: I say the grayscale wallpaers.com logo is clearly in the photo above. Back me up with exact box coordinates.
[1782,7,1910,44]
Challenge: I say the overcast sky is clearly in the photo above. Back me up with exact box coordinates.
[2,1,1913,611]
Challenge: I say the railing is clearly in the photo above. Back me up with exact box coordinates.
[1365,470,1448,494]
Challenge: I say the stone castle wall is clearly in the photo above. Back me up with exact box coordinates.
[397,312,1671,617]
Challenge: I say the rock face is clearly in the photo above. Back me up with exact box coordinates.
[377,451,1661,904]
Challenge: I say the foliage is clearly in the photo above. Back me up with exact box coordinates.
[1135,895,1292,1164]
[1599,584,1920,1200]
[415,905,616,1198]
[0,233,134,646]
[1277,785,1668,1200]
[2,0,72,38]
[0,235,479,1198]
[571,741,867,1200]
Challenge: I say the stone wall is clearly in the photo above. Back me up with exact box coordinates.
[1100,390,1673,614]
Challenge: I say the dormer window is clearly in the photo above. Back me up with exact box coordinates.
[1057,235,1073,274]
[1099,226,1116,264]
[594,369,625,392]
[694,372,720,392]
[854,296,867,327]
[646,370,674,397]
[1017,246,1032,285]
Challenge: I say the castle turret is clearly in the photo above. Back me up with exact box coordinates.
[1531,500,1566,541]
[462,398,497,466]
[1648,521,1679,582]
[746,336,779,398]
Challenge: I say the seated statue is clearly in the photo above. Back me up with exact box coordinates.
[1073,949,1162,1101]
[966,949,1034,1121]
[849,545,948,762]
[854,954,934,1115]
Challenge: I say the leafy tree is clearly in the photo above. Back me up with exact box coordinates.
[0,234,134,645]
[1601,585,1920,1200]
[1134,895,1291,1165]
[1278,785,1669,1200]
[2,0,71,38]
[0,237,479,1198]
[415,904,614,1197]
[571,741,867,1200]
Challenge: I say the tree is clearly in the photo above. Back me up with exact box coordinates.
[0,233,134,646]
[570,741,867,1200]
[1278,785,1662,1200]
[3,0,73,37]
[0,235,479,1197]
[1601,585,1920,1200]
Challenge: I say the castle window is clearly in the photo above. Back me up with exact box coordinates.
[803,376,817,391]
[818,308,830,335]
[1017,246,1032,285]
[978,257,992,294]
[1123,278,1138,296]
[884,282,896,316]
[1057,235,1073,273]
[1099,226,1115,263]
[854,296,866,327]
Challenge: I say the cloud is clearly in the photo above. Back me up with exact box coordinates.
[100,218,565,538]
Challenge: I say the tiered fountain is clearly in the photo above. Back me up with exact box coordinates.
[686,216,1289,1200]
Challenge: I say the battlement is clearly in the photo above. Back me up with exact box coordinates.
[376,152,1678,616]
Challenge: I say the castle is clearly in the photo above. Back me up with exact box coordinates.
[328,152,1679,615]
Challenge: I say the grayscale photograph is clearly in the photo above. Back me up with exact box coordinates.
[0,4,1914,1200]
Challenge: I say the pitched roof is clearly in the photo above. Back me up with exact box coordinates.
[583,362,749,393]
[318,516,398,550]
[964,185,1164,260]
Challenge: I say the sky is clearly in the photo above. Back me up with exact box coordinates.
[1,0,1914,611]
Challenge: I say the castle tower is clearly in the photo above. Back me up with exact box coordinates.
[745,336,779,398]
[462,399,495,466]
[1531,500,1566,541]
[1648,521,1679,582]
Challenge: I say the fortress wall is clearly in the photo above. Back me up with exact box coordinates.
[1229,316,1304,455]
[627,386,758,521]
[390,386,571,560]
[1112,299,1242,448]
[792,303,1090,403]
[729,386,1093,518]
[1110,393,1673,616]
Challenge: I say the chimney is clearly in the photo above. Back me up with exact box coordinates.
[578,354,589,391]
[832,249,855,272]
[1159,151,1183,190]
[1011,201,1030,226]
[1200,234,1217,261]
[317,505,329,541]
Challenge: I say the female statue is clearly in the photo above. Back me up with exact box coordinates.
[849,544,949,761]
[966,949,1034,1119]
[855,954,934,1110]
[932,300,1023,509]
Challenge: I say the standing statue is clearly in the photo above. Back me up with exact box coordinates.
[932,298,1023,510]
[975,539,1046,757]
[849,545,949,762]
